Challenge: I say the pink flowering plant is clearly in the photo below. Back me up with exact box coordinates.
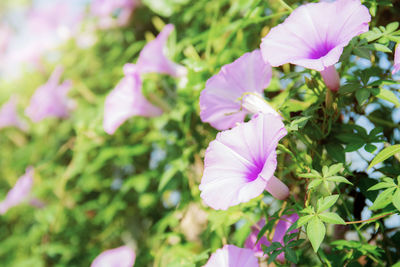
[1,0,400,266]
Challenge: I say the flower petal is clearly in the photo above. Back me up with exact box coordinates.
[91,246,136,267]
[0,95,27,130]
[0,167,34,215]
[25,66,74,122]
[261,0,371,71]
[136,24,187,77]
[199,113,286,210]
[103,65,162,134]
[200,50,272,130]
[204,245,259,267]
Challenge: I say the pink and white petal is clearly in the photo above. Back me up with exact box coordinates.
[91,245,136,267]
[136,24,186,77]
[103,76,139,135]
[329,0,371,45]
[200,50,271,130]
[273,214,299,244]
[103,73,162,134]
[0,96,27,130]
[0,167,34,214]
[204,245,259,267]
[223,50,271,94]
[261,0,370,71]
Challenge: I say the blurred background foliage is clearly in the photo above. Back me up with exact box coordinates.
[0,0,400,266]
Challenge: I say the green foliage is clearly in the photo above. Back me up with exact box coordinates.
[0,0,400,266]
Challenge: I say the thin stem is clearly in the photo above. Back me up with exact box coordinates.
[277,0,293,11]
[345,212,395,225]
[334,184,366,242]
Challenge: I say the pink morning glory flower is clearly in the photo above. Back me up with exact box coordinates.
[245,214,299,262]
[203,245,258,267]
[91,0,137,29]
[260,0,371,91]
[103,64,163,135]
[392,44,400,75]
[136,24,187,77]
[0,95,28,131]
[25,66,74,122]
[200,49,278,131]
[199,113,289,210]
[91,245,136,267]
[0,167,35,214]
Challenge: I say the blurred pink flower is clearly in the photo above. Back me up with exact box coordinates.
[203,244,258,267]
[2,1,83,75]
[0,167,36,214]
[0,25,11,56]
[136,24,187,77]
[25,66,74,122]
[260,0,371,91]
[199,113,288,210]
[0,95,28,131]
[392,44,400,75]
[91,245,136,267]
[91,0,137,29]
[103,64,163,134]
[200,50,277,130]
[245,214,299,262]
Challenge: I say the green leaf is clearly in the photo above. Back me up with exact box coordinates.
[392,189,400,212]
[307,217,326,252]
[386,22,399,33]
[368,144,400,169]
[365,143,377,153]
[287,239,305,248]
[267,249,282,264]
[263,242,282,254]
[297,215,314,228]
[317,195,339,213]
[356,88,370,105]
[283,233,298,244]
[325,163,343,177]
[368,182,396,191]
[368,43,392,53]
[369,187,395,210]
[300,206,314,214]
[256,222,269,244]
[339,82,361,94]
[318,212,346,225]
[299,170,321,179]
[326,176,353,185]
[376,88,400,107]
[284,247,298,264]
[308,179,323,190]
[393,261,400,267]
[325,143,345,163]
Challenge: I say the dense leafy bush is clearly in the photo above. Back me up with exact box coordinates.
[0,0,400,266]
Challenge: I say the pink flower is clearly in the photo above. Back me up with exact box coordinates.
[91,246,136,267]
[103,64,163,134]
[25,66,74,122]
[0,167,35,214]
[203,245,258,267]
[245,214,299,262]
[200,50,278,131]
[260,0,371,91]
[199,113,289,210]
[91,0,137,29]
[0,95,28,131]
[136,24,187,77]
[392,44,400,75]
